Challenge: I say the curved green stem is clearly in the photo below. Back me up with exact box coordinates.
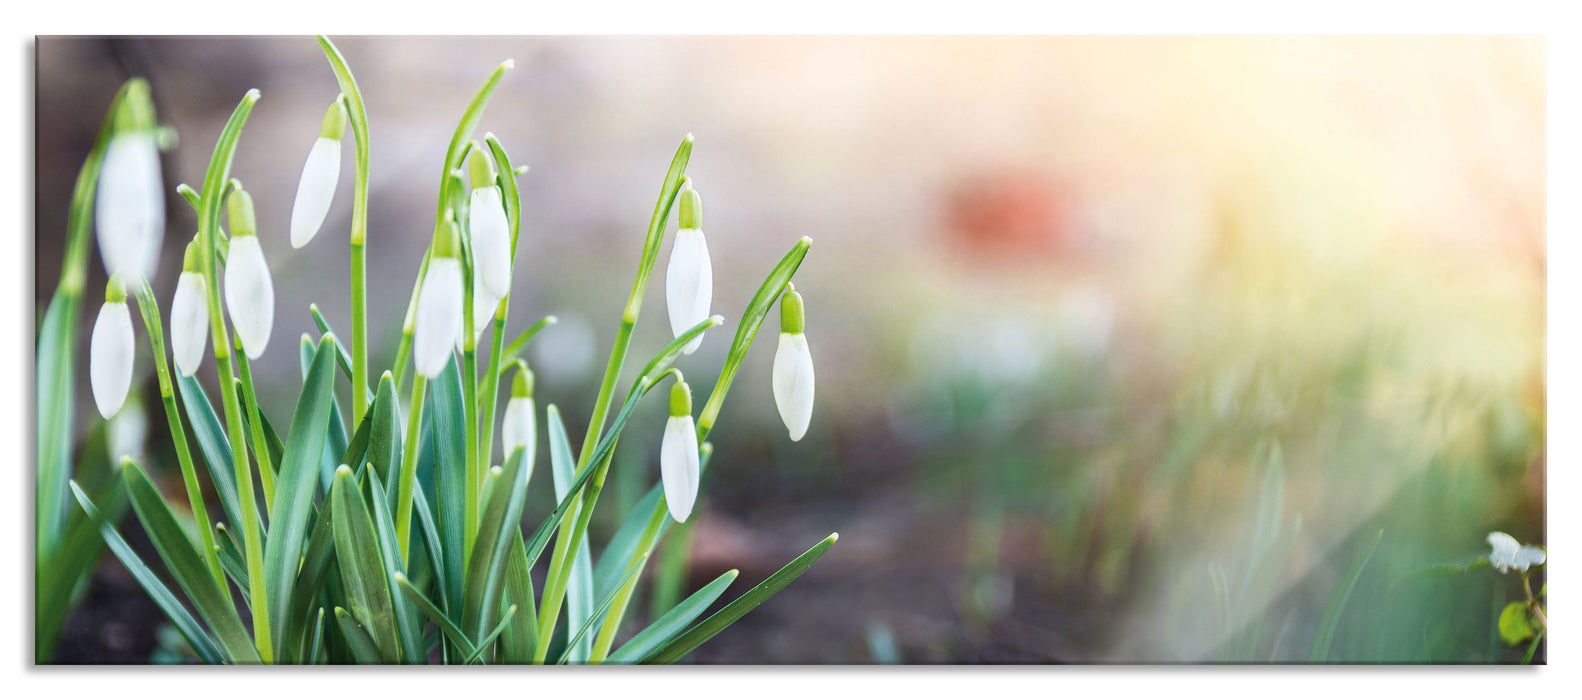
[316,36,373,429]
[131,283,230,600]
[394,375,428,564]
[233,339,276,512]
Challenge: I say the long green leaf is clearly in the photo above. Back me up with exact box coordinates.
[369,472,425,663]
[498,533,539,664]
[593,486,664,601]
[1310,529,1384,663]
[547,406,594,662]
[70,482,227,665]
[428,353,468,617]
[281,493,336,662]
[463,605,519,665]
[330,466,400,663]
[300,335,351,493]
[606,569,738,664]
[121,460,261,663]
[558,554,647,664]
[308,303,375,404]
[333,607,385,664]
[263,335,340,651]
[462,449,528,644]
[644,533,839,664]
[175,374,246,535]
[368,372,403,491]
[395,572,476,659]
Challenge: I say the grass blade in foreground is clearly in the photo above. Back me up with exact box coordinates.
[606,569,738,664]
[1309,529,1384,663]
[644,533,838,664]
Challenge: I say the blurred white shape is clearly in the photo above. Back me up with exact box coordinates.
[531,312,596,383]
[1487,531,1545,573]
[1058,286,1115,361]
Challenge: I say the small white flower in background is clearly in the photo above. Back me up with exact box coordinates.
[772,285,815,441]
[95,81,164,283]
[222,190,274,359]
[660,378,700,522]
[289,99,347,249]
[1487,531,1546,573]
[90,277,135,419]
[501,362,536,470]
[665,187,713,355]
[466,147,513,299]
[169,240,209,377]
[109,394,148,462]
[415,217,464,379]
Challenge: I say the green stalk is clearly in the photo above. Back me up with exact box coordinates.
[477,299,508,480]
[537,136,692,659]
[588,499,669,662]
[316,37,373,428]
[233,337,276,512]
[196,89,271,662]
[394,375,428,564]
[463,345,480,560]
[131,283,230,599]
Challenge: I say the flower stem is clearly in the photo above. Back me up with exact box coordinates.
[232,339,277,513]
[315,38,372,428]
[395,374,428,564]
[131,283,230,601]
[478,298,508,480]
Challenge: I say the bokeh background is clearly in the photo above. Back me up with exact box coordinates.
[35,36,1544,663]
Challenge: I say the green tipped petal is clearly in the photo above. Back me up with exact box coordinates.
[227,188,258,238]
[669,378,692,417]
[679,188,702,230]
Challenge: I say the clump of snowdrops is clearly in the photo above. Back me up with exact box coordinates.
[36,35,834,664]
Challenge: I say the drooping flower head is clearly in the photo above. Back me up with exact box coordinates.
[169,239,209,377]
[466,145,513,300]
[90,276,135,419]
[96,79,165,283]
[1487,531,1546,573]
[501,361,536,474]
[223,189,275,359]
[290,99,348,249]
[772,284,815,441]
[661,377,700,523]
[415,215,464,379]
[666,186,713,355]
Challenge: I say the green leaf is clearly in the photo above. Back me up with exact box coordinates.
[330,466,401,663]
[644,533,839,664]
[498,533,539,664]
[432,57,513,231]
[498,315,558,370]
[36,425,124,662]
[1499,602,1537,646]
[368,472,426,663]
[1309,529,1383,663]
[198,88,260,272]
[309,304,375,404]
[558,553,647,664]
[395,572,476,660]
[368,372,404,492]
[308,608,326,665]
[214,524,250,600]
[232,379,285,471]
[547,406,595,663]
[605,569,738,664]
[428,353,468,617]
[593,485,664,601]
[70,481,227,665]
[1404,555,1492,580]
[300,335,351,493]
[333,607,385,665]
[463,605,519,665]
[462,449,529,646]
[121,459,261,663]
[176,373,246,536]
[280,494,336,663]
[412,480,448,612]
[263,335,340,651]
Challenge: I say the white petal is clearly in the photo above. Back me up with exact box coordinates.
[1515,545,1547,571]
[661,415,700,522]
[469,187,513,298]
[1487,531,1520,571]
[501,397,536,469]
[96,133,164,282]
[290,137,341,249]
[415,258,463,378]
[90,301,135,419]
[772,333,815,441]
[109,399,148,461]
[665,228,713,355]
[223,236,274,359]
[170,272,209,376]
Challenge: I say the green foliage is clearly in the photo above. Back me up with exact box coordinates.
[1497,602,1536,647]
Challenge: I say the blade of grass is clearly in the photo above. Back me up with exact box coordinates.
[1310,529,1384,663]
[605,569,737,664]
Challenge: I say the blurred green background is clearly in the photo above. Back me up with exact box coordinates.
[35,36,1544,663]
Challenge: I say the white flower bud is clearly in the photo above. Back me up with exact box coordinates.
[415,257,463,378]
[772,333,815,441]
[90,299,136,419]
[95,132,164,282]
[457,264,498,352]
[223,235,274,359]
[170,271,209,376]
[290,136,341,249]
[661,413,700,523]
[665,228,713,355]
[468,185,512,299]
[1487,531,1546,573]
[502,397,535,463]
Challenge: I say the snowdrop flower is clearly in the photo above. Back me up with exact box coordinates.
[109,393,148,461]
[457,260,498,352]
[660,378,700,522]
[223,190,274,359]
[95,80,164,283]
[665,187,713,355]
[466,147,513,299]
[169,240,209,377]
[1487,531,1546,573]
[415,217,464,379]
[289,100,347,249]
[772,285,815,441]
[90,277,135,419]
[500,362,536,470]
